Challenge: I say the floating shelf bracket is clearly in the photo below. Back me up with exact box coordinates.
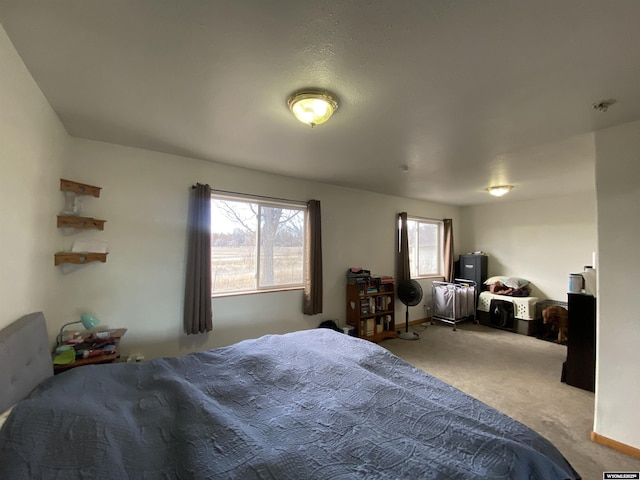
[54,252,108,266]
[60,178,102,197]
[57,215,106,230]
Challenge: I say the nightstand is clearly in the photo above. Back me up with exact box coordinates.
[53,328,127,374]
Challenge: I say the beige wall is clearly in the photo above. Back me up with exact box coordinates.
[61,138,461,359]
[593,120,640,450]
[4,17,639,453]
[0,24,68,329]
[1,18,461,359]
[460,192,597,301]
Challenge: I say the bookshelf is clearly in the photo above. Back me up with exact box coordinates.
[346,280,398,342]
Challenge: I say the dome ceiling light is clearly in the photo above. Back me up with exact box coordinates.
[287,89,339,127]
[487,185,513,197]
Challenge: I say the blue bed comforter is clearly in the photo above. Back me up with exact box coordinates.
[0,329,579,479]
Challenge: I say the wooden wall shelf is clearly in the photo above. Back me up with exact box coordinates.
[54,252,108,266]
[56,179,107,267]
[60,178,101,197]
[57,215,106,230]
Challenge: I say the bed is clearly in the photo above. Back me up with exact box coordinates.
[0,312,580,479]
[431,279,477,330]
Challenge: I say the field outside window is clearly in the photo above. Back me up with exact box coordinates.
[211,196,306,295]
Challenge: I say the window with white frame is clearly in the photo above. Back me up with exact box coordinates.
[210,195,306,295]
[407,217,443,278]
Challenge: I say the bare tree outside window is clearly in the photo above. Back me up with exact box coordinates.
[211,197,305,294]
[260,206,304,287]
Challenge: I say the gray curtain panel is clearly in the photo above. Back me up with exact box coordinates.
[184,183,213,335]
[397,212,410,281]
[303,200,323,315]
[443,218,454,282]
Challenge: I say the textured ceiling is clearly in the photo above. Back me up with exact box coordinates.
[1,1,639,205]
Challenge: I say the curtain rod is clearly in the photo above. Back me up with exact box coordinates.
[192,185,307,206]
[398,212,443,222]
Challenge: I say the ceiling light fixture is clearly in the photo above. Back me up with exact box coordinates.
[487,185,513,197]
[287,89,339,127]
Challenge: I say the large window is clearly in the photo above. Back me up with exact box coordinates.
[210,195,306,295]
[407,217,443,278]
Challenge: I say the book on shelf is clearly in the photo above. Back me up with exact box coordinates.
[359,318,374,336]
[360,318,375,336]
[361,298,374,314]
[346,267,371,285]
[348,277,369,285]
[365,318,375,336]
[372,295,392,312]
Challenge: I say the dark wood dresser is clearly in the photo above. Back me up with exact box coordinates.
[562,293,596,391]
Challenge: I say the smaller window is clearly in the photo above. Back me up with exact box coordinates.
[407,217,443,278]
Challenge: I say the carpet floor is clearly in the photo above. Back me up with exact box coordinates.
[383,321,640,480]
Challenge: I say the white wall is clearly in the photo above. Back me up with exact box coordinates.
[61,138,460,359]
[0,16,460,359]
[460,192,597,301]
[0,23,68,329]
[593,120,640,450]
[4,14,639,454]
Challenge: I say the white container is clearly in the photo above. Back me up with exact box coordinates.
[342,326,354,336]
[583,267,597,296]
[569,273,583,293]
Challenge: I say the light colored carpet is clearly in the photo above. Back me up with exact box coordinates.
[383,321,640,480]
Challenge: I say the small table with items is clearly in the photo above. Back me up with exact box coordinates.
[53,328,127,374]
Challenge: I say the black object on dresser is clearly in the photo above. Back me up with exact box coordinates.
[562,293,596,392]
[458,254,488,289]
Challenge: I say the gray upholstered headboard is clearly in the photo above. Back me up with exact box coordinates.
[0,312,53,412]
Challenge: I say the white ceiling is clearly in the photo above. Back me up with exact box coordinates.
[2,1,640,206]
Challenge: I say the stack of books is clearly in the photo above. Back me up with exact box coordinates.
[347,267,371,285]
[360,318,375,336]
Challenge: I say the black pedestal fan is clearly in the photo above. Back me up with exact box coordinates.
[397,279,423,340]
